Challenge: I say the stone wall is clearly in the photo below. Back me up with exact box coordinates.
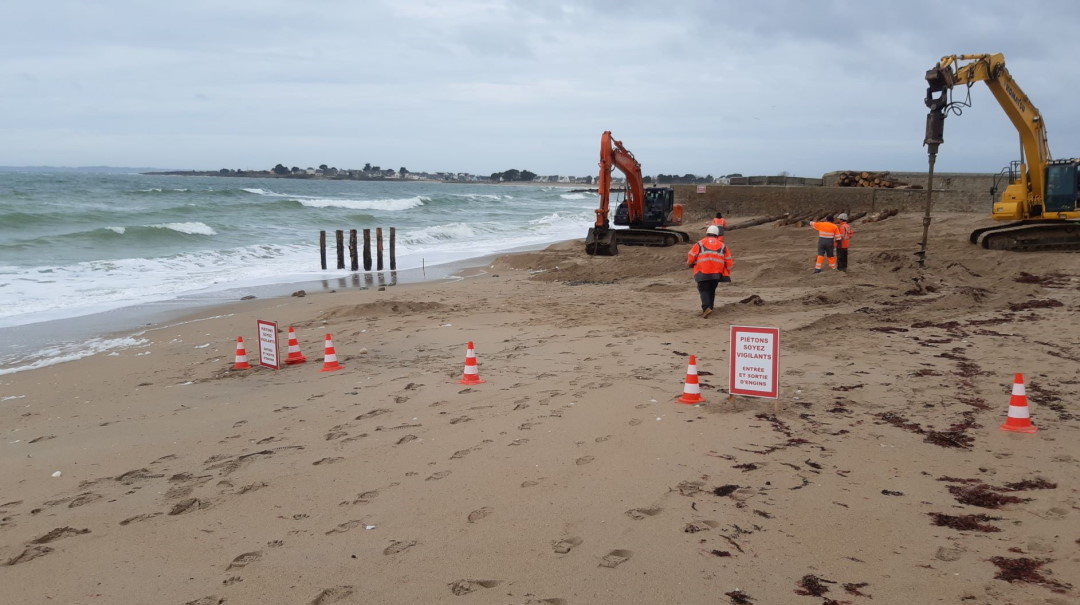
[674,172,998,223]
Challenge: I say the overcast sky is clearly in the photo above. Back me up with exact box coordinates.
[4,0,1080,178]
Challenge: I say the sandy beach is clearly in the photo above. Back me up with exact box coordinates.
[1,211,1078,605]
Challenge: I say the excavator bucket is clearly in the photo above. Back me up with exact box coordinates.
[585,227,618,256]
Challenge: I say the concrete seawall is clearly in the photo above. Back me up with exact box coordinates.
[674,171,999,222]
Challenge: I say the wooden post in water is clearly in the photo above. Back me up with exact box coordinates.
[362,229,372,271]
[335,230,345,270]
[376,228,384,271]
[389,227,396,270]
[349,229,358,271]
[319,231,327,270]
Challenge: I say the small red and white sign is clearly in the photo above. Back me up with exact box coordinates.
[696,185,707,193]
[729,325,780,398]
[257,320,279,370]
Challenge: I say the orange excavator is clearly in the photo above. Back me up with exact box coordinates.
[585,131,689,255]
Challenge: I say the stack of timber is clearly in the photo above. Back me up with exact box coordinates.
[834,171,922,189]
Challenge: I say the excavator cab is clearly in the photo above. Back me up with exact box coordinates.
[613,187,679,227]
[1044,160,1080,213]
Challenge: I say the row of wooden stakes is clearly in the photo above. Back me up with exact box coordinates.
[320,228,396,272]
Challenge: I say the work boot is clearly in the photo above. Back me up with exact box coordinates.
[813,269,822,274]
[702,308,713,319]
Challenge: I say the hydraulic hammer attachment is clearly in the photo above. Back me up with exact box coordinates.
[923,66,953,156]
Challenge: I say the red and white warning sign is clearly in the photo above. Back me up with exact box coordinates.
[257,320,279,370]
[729,325,780,398]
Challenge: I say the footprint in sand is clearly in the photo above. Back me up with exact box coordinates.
[624,507,661,520]
[183,596,224,605]
[31,527,90,544]
[236,482,268,495]
[326,520,364,535]
[426,471,452,481]
[324,430,348,441]
[351,490,378,505]
[383,540,417,555]
[628,418,643,426]
[448,579,501,596]
[119,512,162,526]
[4,545,53,566]
[309,586,355,605]
[356,408,390,421]
[67,492,103,508]
[683,520,720,533]
[575,456,595,466]
[450,449,472,460]
[226,551,262,570]
[467,507,493,523]
[599,549,633,568]
[169,497,209,515]
[594,435,612,443]
[396,435,417,445]
[313,457,344,466]
[552,537,583,554]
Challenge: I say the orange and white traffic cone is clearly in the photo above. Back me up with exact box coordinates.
[233,337,252,370]
[1000,373,1037,433]
[284,326,307,365]
[677,355,705,404]
[459,341,485,385]
[319,333,344,372]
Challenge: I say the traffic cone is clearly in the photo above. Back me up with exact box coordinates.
[284,327,307,365]
[676,355,705,404]
[1000,373,1037,433]
[459,341,485,385]
[319,333,344,372]
[233,337,251,370]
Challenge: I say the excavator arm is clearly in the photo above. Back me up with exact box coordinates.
[925,53,1051,210]
[594,131,647,229]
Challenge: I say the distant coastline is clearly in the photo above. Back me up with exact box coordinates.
[141,169,590,187]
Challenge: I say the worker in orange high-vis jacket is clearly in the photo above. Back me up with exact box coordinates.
[808,215,841,273]
[711,212,727,229]
[687,225,734,318]
[835,213,854,271]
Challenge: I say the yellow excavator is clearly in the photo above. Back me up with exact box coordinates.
[924,53,1080,250]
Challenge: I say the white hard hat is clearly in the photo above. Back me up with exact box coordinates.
[706,225,720,236]
[836,213,849,221]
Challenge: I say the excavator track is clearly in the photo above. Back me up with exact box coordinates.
[972,221,1080,251]
[585,227,690,256]
[614,229,691,247]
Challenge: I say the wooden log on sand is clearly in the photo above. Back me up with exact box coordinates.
[864,208,899,223]
[728,214,787,230]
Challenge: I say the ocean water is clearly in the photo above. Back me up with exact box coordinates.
[0,172,597,374]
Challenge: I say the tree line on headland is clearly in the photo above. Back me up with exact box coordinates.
[143,163,734,185]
